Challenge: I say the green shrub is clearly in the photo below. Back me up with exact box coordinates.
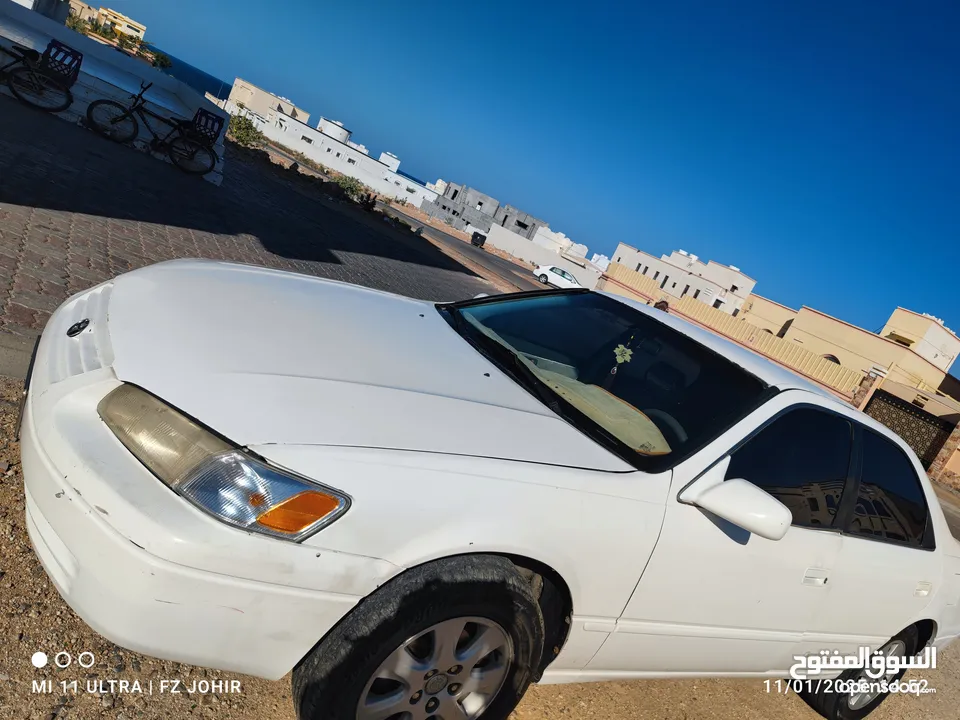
[65,14,86,33]
[227,115,265,148]
[152,51,173,69]
[333,174,365,199]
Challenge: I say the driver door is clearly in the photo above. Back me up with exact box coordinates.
[587,394,851,674]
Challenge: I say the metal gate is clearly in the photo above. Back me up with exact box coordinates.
[864,390,953,469]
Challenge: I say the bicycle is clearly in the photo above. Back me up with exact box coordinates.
[0,40,82,113]
[86,81,223,176]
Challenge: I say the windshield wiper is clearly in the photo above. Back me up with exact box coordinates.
[447,308,565,415]
[444,306,642,467]
[497,346,565,414]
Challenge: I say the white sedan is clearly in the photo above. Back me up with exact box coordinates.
[534,264,580,289]
[20,260,960,720]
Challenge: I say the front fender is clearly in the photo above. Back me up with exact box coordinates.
[250,444,670,620]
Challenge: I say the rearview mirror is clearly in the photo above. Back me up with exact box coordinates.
[679,459,791,541]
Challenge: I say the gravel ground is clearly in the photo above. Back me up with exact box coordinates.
[0,375,955,720]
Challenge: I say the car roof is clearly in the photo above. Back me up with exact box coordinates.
[601,291,836,398]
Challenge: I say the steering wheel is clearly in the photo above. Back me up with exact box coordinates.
[644,409,688,445]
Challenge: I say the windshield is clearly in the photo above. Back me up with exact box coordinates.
[448,292,768,470]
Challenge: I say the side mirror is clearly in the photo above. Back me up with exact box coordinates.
[679,458,792,541]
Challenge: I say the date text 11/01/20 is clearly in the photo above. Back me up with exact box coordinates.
[764,678,936,696]
[32,679,243,695]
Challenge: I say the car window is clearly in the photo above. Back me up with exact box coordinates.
[849,430,929,547]
[726,408,852,529]
[451,292,767,470]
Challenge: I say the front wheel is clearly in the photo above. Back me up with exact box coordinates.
[168,136,217,175]
[292,555,544,720]
[538,274,549,284]
[86,99,139,142]
[7,68,72,112]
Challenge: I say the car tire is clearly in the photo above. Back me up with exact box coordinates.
[797,625,919,719]
[292,554,545,720]
[538,274,549,284]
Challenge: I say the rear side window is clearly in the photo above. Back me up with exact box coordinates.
[726,408,852,529]
[849,431,929,547]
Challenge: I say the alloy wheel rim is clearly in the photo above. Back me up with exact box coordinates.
[847,639,907,710]
[357,616,513,720]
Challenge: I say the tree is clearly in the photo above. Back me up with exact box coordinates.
[227,115,265,148]
[65,13,87,33]
[152,51,173,70]
[118,34,136,51]
[96,23,117,40]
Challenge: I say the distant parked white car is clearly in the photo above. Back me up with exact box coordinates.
[534,264,580,289]
[19,259,960,720]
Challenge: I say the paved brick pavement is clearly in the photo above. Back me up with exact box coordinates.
[0,95,494,338]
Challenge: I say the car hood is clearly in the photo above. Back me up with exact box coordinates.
[106,260,631,471]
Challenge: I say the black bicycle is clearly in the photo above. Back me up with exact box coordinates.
[86,81,223,175]
[0,40,82,113]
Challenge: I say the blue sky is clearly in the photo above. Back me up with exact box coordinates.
[116,0,958,333]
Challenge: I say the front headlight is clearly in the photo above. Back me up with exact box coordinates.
[97,384,349,541]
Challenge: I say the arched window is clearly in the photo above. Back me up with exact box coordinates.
[822,354,841,364]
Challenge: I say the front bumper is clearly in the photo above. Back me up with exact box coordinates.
[20,290,400,679]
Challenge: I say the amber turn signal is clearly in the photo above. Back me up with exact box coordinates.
[256,491,341,533]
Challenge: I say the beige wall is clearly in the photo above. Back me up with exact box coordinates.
[880,308,960,373]
[877,379,960,422]
[600,263,957,402]
[599,264,865,396]
[739,294,798,336]
[228,78,310,125]
[947,448,960,476]
[68,0,97,22]
[98,8,146,37]
[889,349,948,392]
[783,308,901,372]
[782,307,948,390]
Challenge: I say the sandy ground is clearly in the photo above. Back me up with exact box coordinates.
[0,375,955,720]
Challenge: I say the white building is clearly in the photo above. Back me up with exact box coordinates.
[611,244,756,316]
[531,226,572,253]
[591,253,611,271]
[427,178,448,195]
[379,152,400,172]
[228,78,310,124]
[222,96,438,208]
[317,117,349,142]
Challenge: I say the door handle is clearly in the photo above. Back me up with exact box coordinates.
[802,568,830,587]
